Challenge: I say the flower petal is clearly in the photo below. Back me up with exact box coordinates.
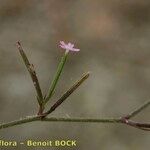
[68,42,74,48]
[60,41,66,46]
[59,41,80,52]
[59,45,66,49]
[72,48,80,51]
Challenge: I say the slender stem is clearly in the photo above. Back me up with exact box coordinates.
[43,72,90,117]
[1,115,150,131]
[43,117,121,123]
[6,42,148,132]
[45,51,68,103]
[124,100,150,119]
[0,116,40,130]
[16,41,43,106]
[0,116,121,130]
[0,99,150,131]
[121,119,150,131]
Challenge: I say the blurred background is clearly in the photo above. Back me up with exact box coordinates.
[0,0,150,149]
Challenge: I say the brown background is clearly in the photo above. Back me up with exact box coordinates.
[0,0,150,149]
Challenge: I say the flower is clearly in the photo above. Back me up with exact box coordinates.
[59,41,80,52]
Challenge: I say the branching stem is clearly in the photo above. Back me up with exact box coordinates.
[0,97,150,131]
[16,42,43,107]
[123,100,150,119]
[0,116,122,130]
[43,72,90,117]
[5,41,148,132]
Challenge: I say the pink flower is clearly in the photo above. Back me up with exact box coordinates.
[59,41,80,52]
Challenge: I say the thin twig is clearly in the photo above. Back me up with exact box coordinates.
[1,115,150,131]
[0,116,121,130]
[0,116,40,130]
[43,72,90,117]
[0,41,145,132]
[121,119,150,131]
[45,51,68,103]
[123,100,150,119]
[43,117,121,123]
[0,98,150,131]
[16,41,43,106]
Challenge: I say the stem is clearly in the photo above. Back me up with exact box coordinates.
[43,117,121,123]
[43,72,90,117]
[0,116,40,130]
[45,51,68,103]
[121,119,150,131]
[0,116,121,130]
[16,41,43,106]
[0,99,150,131]
[124,100,150,119]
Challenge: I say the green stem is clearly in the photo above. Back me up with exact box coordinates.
[0,100,150,130]
[0,116,121,130]
[124,100,150,119]
[45,51,68,103]
[0,116,40,130]
[43,117,121,123]
[44,72,90,117]
[16,42,43,105]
